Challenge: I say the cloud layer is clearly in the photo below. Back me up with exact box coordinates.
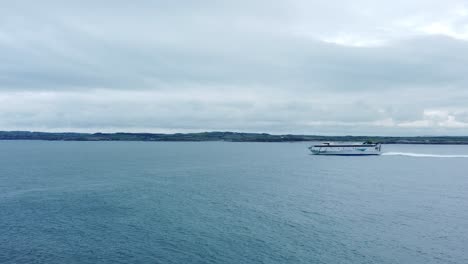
[1,0,468,135]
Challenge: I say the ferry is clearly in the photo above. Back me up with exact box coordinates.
[309,142,382,156]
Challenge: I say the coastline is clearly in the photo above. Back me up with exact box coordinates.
[1,131,468,144]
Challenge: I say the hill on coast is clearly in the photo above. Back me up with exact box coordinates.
[1,131,468,144]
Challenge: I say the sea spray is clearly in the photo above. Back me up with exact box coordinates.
[382,152,468,158]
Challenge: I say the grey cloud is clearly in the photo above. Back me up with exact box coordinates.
[0,0,468,135]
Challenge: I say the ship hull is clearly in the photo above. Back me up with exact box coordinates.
[311,153,381,156]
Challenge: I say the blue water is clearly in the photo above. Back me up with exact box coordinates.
[0,141,467,264]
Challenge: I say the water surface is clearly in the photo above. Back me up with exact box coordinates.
[0,141,467,264]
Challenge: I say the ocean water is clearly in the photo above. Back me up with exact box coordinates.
[0,141,467,264]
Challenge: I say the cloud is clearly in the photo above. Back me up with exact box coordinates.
[0,0,467,135]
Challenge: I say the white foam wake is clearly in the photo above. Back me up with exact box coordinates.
[382,152,468,158]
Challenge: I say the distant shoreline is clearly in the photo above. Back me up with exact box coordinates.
[1,131,468,144]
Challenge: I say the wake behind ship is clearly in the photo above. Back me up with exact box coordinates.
[309,142,382,156]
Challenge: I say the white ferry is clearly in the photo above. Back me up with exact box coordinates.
[309,142,382,156]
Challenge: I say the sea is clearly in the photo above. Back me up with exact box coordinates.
[0,141,467,264]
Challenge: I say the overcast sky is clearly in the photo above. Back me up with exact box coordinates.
[1,0,468,135]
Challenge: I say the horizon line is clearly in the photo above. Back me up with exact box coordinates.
[0,130,466,138]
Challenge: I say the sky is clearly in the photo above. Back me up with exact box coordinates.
[1,0,468,136]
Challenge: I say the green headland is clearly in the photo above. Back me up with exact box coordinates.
[1,131,468,144]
